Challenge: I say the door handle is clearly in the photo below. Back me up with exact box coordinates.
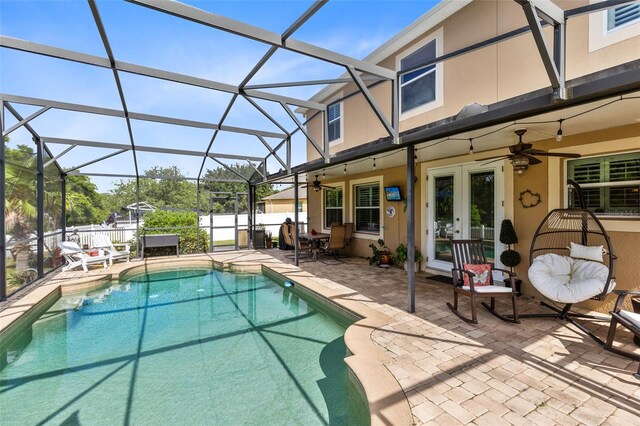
[454,230,460,234]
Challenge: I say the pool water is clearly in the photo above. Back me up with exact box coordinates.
[0,269,369,425]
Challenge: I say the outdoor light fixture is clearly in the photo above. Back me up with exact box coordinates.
[373,158,376,169]
[556,119,564,142]
[512,154,529,176]
[468,138,474,154]
[322,169,325,178]
[343,164,347,174]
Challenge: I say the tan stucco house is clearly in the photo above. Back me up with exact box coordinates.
[262,186,308,214]
[299,0,640,311]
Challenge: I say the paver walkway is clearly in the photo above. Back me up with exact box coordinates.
[263,249,640,425]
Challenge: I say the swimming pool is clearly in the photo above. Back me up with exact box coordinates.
[0,268,369,425]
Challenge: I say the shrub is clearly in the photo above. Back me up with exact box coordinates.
[140,210,209,256]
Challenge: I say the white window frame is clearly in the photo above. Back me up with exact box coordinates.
[397,27,444,121]
[324,92,344,147]
[589,0,640,52]
[564,151,640,219]
[351,176,383,239]
[322,182,345,231]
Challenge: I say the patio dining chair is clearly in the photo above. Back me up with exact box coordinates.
[447,239,519,324]
[93,234,130,265]
[321,225,346,259]
[58,241,109,272]
[343,222,354,246]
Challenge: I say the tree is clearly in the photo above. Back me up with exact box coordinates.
[202,163,276,213]
[65,175,108,226]
[104,166,198,213]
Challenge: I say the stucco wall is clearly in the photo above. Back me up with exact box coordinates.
[264,199,307,214]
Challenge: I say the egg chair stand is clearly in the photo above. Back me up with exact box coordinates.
[505,180,616,346]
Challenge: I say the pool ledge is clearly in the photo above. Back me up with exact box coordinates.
[262,263,413,426]
[1,252,413,425]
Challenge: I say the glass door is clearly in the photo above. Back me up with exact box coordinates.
[427,163,502,271]
[427,167,462,271]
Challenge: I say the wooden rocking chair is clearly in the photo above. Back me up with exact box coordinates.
[447,239,520,324]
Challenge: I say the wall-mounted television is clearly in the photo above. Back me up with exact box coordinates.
[384,186,402,201]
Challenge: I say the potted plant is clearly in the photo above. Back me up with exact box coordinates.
[393,243,424,272]
[499,219,522,295]
[265,230,273,248]
[368,239,392,267]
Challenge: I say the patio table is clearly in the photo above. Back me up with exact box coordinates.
[298,232,330,261]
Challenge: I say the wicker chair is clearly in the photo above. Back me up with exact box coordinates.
[605,290,640,379]
[447,239,519,324]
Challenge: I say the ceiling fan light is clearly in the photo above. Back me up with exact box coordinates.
[512,155,529,168]
[515,166,527,176]
[313,186,320,192]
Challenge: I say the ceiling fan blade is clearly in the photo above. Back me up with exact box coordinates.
[522,154,542,165]
[320,184,336,189]
[476,155,509,162]
[530,152,581,158]
[482,157,511,166]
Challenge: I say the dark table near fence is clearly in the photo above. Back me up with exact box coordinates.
[142,234,179,257]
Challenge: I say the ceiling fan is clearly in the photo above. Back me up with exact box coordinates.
[303,175,335,192]
[477,128,581,176]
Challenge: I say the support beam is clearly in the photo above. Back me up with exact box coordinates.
[61,174,67,242]
[0,35,324,111]
[244,76,381,90]
[210,157,250,182]
[280,101,327,161]
[197,94,237,182]
[257,135,288,171]
[64,149,128,173]
[246,160,264,179]
[247,185,253,249]
[514,0,564,24]
[346,66,397,141]
[0,105,5,299]
[36,137,45,278]
[41,136,264,162]
[519,1,566,99]
[406,147,416,313]
[3,102,64,174]
[127,0,396,80]
[244,89,325,111]
[0,94,286,139]
[294,173,299,266]
[2,106,50,137]
[44,145,76,168]
[242,95,290,136]
[67,171,246,183]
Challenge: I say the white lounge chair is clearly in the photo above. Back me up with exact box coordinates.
[93,234,131,266]
[58,241,109,272]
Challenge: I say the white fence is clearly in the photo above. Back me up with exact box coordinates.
[470,226,495,240]
[200,212,305,241]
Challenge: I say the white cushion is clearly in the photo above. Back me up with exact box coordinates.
[462,285,513,293]
[528,254,615,304]
[569,242,603,262]
[619,310,640,326]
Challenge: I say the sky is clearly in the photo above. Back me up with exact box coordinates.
[1,0,440,191]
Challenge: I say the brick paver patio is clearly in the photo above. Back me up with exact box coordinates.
[263,249,639,425]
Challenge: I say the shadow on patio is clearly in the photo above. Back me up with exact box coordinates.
[263,248,640,425]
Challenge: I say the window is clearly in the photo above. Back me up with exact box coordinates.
[400,39,437,113]
[607,2,640,31]
[297,202,303,212]
[567,152,640,217]
[354,183,380,233]
[327,103,341,142]
[324,187,343,228]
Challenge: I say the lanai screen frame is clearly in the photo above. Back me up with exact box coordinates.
[2,0,639,305]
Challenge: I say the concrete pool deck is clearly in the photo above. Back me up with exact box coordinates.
[2,250,639,425]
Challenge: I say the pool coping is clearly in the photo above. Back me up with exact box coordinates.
[0,252,413,426]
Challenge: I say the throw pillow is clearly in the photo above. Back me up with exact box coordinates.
[463,263,492,286]
[569,242,604,262]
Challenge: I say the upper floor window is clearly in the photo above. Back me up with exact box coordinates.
[328,103,341,142]
[567,152,640,217]
[607,2,640,31]
[354,183,380,233]
[324,187,343,228]
[400,39,437,114]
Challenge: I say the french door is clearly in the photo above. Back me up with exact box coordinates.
[426,163,503,272]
